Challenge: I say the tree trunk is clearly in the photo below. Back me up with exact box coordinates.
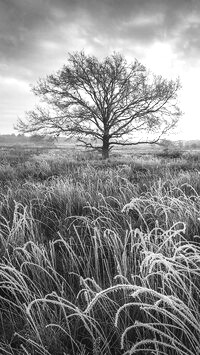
[102,135,109,159]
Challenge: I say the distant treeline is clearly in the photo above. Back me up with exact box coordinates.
[0,134,62,146]
[1,134,200,150]
[161,139,200,150]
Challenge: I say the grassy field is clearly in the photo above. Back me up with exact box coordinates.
[1,145,200,354]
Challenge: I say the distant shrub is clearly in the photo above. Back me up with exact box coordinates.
[16,159,52,181]
[183,151,200,162]
[155,147,183,159]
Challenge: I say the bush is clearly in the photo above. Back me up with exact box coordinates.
[155,147,183,159]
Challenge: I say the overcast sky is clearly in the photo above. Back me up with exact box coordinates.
[0,0,200,139]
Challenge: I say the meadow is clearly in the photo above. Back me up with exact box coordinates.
[1,144,200,354]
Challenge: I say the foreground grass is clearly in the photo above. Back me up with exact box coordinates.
[1,148,200,354]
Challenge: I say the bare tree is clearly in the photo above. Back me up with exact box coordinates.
[17,51,182,159]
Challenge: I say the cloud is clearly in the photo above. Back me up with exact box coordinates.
[1,0,200,76]
[0,0,200,133]
[0,74,36,131]
[1,0,199,82]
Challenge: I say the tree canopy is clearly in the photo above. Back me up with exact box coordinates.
[17,51,182,158]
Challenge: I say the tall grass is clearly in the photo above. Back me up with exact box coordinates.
[1,148,200,354]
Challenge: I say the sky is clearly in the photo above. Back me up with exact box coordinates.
[0,0,200,140]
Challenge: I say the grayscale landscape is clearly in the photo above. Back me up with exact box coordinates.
[1,1,200,354]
